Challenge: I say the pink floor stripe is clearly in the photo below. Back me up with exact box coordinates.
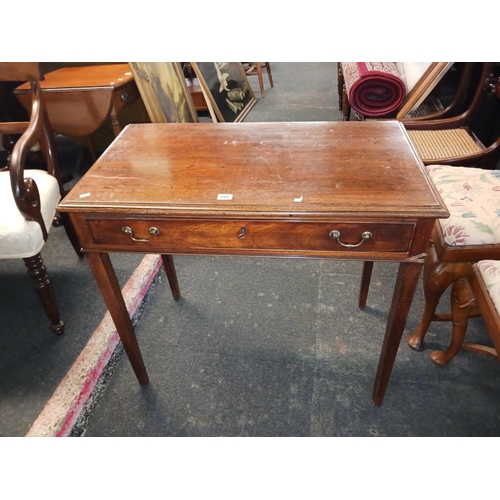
[25,254,163,437]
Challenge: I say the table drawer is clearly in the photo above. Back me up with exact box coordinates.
[85,218,415,254]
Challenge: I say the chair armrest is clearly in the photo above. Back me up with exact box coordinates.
[8,81,48,239]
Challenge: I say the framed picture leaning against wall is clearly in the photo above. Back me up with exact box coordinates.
[191,62,256,122]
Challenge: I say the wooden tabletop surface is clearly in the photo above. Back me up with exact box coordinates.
[15,64,134,92]
[59,121,448,220]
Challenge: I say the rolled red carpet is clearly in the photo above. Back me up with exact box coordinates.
[342,62,406,117]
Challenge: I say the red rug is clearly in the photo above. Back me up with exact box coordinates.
[341,62,406,117]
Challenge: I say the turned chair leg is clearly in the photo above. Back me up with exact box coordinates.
[430,277,474,365]
[407,242,471,350]
[161,254,181,300]
[23,253,65,335]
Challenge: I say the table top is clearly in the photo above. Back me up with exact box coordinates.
[59,121,449,220]
[15,64,134,93]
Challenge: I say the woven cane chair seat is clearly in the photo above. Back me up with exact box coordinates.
[407,128,483,162]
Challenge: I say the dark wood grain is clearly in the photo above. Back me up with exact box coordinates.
[59,120,450,405]
[372,261,423,405]
[61,121,447,217]
[85,251,149,385]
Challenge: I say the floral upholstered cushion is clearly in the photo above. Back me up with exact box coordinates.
[426,165,500,246]
[476,260,500,315]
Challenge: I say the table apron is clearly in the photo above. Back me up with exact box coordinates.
[73,215,435,261]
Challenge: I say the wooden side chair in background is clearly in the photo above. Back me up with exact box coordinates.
[0,63,81,334]
[404,63,500,169]
[242,63,274,97]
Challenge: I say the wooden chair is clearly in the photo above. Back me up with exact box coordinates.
[242,63,274,97]
[0,63,81,334]
[402,163,500,353]
[429,261,500,365]
[404,62,500,169]
[358,163,500,350]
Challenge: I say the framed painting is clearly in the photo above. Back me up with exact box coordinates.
[129,62,198,123]
[191,62,256,122]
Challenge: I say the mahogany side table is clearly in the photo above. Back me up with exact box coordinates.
[58,121,449,406]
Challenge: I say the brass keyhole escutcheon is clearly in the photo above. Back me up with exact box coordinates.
[329,230,372,248]
[122,226,160,242]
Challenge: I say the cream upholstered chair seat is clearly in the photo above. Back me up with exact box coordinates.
[0,170,60,259]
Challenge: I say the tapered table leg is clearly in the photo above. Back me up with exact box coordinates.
[85,252,149,386]
[358,261,374,309]
[372,262,422,405]
[161,254,181,300]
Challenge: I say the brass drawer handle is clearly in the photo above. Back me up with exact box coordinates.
[329,230,372,248]
[122,226,160,242]
[238,227,247,239]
